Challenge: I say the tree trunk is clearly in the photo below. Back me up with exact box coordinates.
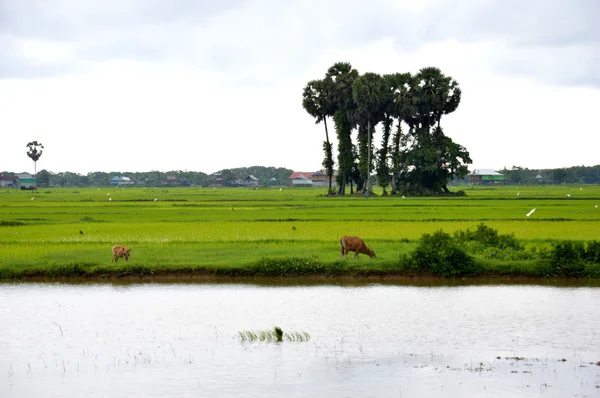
[323,117,333,194]
[366,118,372,193]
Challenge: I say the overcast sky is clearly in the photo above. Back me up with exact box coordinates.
[1,0,598,175]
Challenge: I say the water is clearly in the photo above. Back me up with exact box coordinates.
[1,282,599,397]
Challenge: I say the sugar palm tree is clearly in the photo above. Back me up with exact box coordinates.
[352,72,387,193]
[325,62,359,194]
[302,79,335,193]
[26,141,44,181]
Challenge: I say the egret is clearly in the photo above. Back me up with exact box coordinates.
[567,194,572,198]
[402,195,406,199]
[109,197,112,202]
[107,193,110,196]
[517,192,520,196]
[526,208,536,217]
[154,198,158,201]
[596,205,598,208]
[31,196,35,201]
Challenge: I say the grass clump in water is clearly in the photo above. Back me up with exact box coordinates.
[239,326,310,343]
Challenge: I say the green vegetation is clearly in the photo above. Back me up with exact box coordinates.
[239,327,311,343]
[1,185,600,279]
[303,63,470,195]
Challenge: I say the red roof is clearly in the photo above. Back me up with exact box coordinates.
[289,172,312,179]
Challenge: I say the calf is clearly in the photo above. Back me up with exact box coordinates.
[111,245,132,263]
[339,236,376,260]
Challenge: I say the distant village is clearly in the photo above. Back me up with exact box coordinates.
[0,169,520,189]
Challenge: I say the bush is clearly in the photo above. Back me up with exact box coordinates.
[401,230,482,277]
[550,241,586,277]
[584,241,600,264]
[453,223,522,250]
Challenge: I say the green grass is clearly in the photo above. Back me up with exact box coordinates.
[1,185,600,279]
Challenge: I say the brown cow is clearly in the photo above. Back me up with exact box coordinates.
[111,245,132,263]
[339,236,376,260]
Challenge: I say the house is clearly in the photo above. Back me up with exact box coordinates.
[17,174,36,190]
[289,170,338,188]
[535,174,544,184]
[208,173,223,187]
[243,175,259,186]
[161,176,178,185]
[269,177,278,186]
[311,169,337,188]
[110,176,134,186]
[469,169,505,185]
[0,175,19,188]
[289,172,313,187]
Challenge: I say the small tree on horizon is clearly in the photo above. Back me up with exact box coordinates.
[26,141,44,182]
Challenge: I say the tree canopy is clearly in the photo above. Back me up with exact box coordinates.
[302,63,472,195]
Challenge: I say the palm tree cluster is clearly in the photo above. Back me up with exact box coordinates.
[302,62,472,195]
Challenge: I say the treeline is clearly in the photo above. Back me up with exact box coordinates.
[303,62,471,195]
[499,165,600,185]
[1,166,295,187]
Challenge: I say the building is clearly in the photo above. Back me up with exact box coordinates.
[469,169,505,185]
[310,170,337,188]
[289,170,338,188]
[289,172,313,187]
[17,174,37,189]
[243,175,259,186]
[0,175,19,188]
[110,176,134,185]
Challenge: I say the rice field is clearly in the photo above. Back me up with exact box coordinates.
[1,184,599,278]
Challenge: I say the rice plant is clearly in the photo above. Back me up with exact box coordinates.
[238,326,310,343]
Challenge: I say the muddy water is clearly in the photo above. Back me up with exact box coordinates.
[1,282,599,397]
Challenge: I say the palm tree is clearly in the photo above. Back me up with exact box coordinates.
[352,72,387,193]
[302,79,335,193]
[26,141,44,182]
[325,62,359,194]
[385,72,414,194]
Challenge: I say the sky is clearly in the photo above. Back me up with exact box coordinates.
[1,0,599,175]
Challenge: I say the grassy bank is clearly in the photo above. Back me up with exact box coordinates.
[1,185,599,280]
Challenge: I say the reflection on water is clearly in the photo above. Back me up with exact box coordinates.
[1,282,599,397]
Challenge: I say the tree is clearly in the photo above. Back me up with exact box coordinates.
[36,169,50,187]
[26,141,44,181]
[325,62,359,194]
[302,79,335,193]
[386,72,414,194]
[352,72,387,193]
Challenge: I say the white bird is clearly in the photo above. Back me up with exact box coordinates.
[107,193,110,196]
[526,208,536,217]
[109,197,112,202]
[566,194,572,198]
[402,195,406,199]
[154,198,158,201]
[580,187,583,190]
[517,192,520,196]
[31,196,35,200]
[279,188,282,191]
[595,205,598,208]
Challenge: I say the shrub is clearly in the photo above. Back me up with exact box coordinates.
[550,241,586,277]
[453,223,522,250]
[401,229,482,277]
[584,241,600,264]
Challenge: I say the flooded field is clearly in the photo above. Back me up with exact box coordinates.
[1,282,599,397]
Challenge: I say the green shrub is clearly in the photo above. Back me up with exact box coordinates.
[584,241,600,264]
[454,223,522,250]
[401,229,482,277]
[550,241,586,277]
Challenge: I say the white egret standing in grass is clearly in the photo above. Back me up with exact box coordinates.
[109,197,112,202]
[154,198,158,201]
[31,196,35,201]
[517,192,520,196]
[526,208,536,217]
[567,194,572,198]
